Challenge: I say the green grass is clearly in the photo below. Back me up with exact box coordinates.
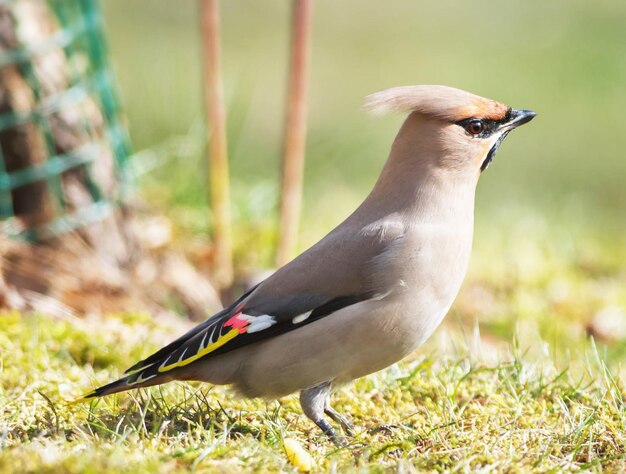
[1,310,625,472]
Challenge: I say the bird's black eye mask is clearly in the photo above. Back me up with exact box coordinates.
[455,109,513,171]
[455,109,513,139]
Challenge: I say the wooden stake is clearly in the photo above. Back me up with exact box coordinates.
[276,0,312,267]
[200,0,233,290]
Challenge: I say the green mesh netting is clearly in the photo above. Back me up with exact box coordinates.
[0,0,132,241]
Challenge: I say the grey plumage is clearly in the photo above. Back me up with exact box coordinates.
[80,85,535,444]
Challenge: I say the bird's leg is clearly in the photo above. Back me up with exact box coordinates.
[324,403,355,437]
[299,382,346,446]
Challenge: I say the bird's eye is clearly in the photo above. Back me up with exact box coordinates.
[467,120,484,136]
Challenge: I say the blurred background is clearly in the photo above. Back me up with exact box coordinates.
[1,0,625,361]
[99,0,626,359]
[103,0,626,243]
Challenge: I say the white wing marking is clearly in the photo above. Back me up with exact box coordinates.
[200,331,209,350]
[292,311,312,324]
[134,372,157,384]
[245,314,277,333]
[159,356,171,370]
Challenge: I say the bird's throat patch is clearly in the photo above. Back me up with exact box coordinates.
[481,131,510,172]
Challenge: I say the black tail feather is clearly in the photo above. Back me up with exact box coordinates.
[75,363,166,403]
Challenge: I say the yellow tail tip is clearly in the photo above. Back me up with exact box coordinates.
[67,390,96,405]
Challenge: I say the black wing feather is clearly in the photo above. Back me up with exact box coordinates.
[206,293,367,358]
[124,284,260,374]
[126,292,369,381]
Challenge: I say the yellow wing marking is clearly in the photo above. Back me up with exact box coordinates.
[158,328,239,373]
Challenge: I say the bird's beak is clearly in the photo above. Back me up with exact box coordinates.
[481,109,536,172]
[499,109,536,132]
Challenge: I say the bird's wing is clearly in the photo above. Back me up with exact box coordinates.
[122,283,260,375]
[122,221,405,382]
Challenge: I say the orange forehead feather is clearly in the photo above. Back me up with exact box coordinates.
[468,98,509,121]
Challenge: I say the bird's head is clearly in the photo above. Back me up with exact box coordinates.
[364,85,536,177]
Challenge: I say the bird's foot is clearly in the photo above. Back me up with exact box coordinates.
[300,381,351,446]
[324,406,355,437]
[315,418,347,447]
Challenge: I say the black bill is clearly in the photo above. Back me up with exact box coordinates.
[481,109,536,172]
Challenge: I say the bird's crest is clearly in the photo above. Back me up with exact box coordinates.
[363,85,509,122]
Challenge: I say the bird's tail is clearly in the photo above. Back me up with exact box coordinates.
[71,364,167,404]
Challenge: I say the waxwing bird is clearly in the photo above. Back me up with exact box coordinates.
[78,85,535,445]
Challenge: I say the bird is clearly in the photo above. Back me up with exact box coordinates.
[78,85,536,445]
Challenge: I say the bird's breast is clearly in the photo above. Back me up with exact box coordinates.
[373,221,474,350]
